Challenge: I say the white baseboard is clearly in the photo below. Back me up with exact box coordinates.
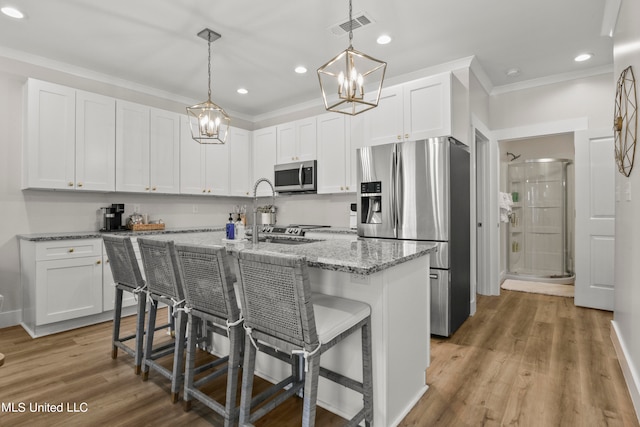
[611,320,640,422]
[0,309,21,329]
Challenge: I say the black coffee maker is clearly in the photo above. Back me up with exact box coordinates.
[101,204,125,231]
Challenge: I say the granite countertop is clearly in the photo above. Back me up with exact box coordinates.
[144,231,436,276]
[16,226,225,241]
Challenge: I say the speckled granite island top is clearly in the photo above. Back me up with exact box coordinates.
[144,231,436,275]
[16,227,225,241]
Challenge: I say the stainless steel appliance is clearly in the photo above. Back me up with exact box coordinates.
[357,137,470,337]
[274,160,317,193]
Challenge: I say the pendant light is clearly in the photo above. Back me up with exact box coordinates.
[186,28,230,144]
[317,0,386,115]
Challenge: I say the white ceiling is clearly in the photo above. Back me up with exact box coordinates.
[0,0,614,119]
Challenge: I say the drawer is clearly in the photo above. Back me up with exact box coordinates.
[36,239,102,261]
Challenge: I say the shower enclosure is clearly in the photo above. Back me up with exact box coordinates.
[507,159,574,283]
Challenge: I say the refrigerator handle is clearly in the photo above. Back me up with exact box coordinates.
[395,145,403,232]
[391,145,398,230]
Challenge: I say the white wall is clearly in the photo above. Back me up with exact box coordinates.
[0,61,353,328]
[612,0,640,417]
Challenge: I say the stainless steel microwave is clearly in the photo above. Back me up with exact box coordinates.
[274,160,317,193]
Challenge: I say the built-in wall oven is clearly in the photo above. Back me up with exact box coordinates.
[274,160,317,193]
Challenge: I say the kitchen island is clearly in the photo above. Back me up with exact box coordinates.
[146,231,436,427]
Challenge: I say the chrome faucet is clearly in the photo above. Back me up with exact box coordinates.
[252,178,276,244]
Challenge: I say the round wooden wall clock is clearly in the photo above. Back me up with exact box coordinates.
[614,66,637,177]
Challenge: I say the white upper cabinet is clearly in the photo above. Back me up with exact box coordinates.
[228,127,252,197]
[364,72,458,146]
[149,108,180,194]
[23,79,116,191]
[180,117,249,196]
[252,126,277,197]
[115,100,150,192]
[276,117,316,163]
[75,91,116,191]
[317,113,350,194]
[365,85,403,147]
[116,101,180,194]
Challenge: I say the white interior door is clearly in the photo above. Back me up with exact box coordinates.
[574,130,615,310]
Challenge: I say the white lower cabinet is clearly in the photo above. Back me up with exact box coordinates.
[20,239,104,337]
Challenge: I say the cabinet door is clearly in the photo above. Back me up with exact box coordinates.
[150,108,180,194]
[276,122,296,163]
[403,73,452,140]
[296,117,317,161]
[75,91,116,191]
[24,79,76,189]
[179,115,206,195]
[364,85,403,146]
[204,143,230,195]
[317,113,348,194]
[348,114,365,191]
[229,127,252,197]
[252,127,277,197]
[116,100,150,192]
[35,256,103,325]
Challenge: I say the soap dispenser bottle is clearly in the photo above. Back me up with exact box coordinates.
[235,214,245,240]
[226,213,235,240]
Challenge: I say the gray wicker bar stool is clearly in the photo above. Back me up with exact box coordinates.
[137,237,188,403]
[173,243,243,427]
[102,235,147,375]
[236,250,374,427]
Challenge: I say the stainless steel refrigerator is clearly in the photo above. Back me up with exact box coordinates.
[357,137,470,337]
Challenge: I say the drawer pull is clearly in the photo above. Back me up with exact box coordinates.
[68,182,74,187]
[96,260,102,265]
[68,248,74,253]
[77,182,83,187]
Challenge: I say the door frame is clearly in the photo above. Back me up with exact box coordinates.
[472,116,500,297]
[492,117,589,296]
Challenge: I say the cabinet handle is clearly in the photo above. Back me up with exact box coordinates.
[405,133,409,139]
[207,189,211,193]
[105,259,110,264]
[340,186,344,191]
[397,135,401,140]
[96,260,102,265]
[152,187,157,191]
[68,182,74,187]
[77,182,83,187]
[345,186,349,190]
[68,248,74,253]
[202,189,206,193]
[145,187,150,191]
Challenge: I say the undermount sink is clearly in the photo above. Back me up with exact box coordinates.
[259,237,318,245]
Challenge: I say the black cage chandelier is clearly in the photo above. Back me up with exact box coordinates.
[186,28,230,144]
[317,0,386,115]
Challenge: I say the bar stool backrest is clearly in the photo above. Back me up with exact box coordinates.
[236,250,318,352]
[137,238,184,300]
[103,235,144,289]
[174,244,240,323]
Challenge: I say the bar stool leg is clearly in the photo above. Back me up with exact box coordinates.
[141,302,158,381]
[111,287,124,359]
[134,295,146,375]
[183,312,197,412]
[362,318,374,427]
[239,337,257,426]
[301,354,320,427]
[170,310,187,403]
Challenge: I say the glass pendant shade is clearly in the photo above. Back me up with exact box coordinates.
[186,28,230,144]
[318,46,386,115]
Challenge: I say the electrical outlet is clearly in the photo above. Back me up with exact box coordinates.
[133,204,141,213]
[192,204,199,214]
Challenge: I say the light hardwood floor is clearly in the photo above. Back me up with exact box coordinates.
[0,291,637,426]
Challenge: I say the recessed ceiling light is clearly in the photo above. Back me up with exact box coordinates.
[506,68,521,77]
[294,66,307,74]
[1,6,24,19]
[377,35,392,45]
[574,53,593,62]
[237,88,248,95]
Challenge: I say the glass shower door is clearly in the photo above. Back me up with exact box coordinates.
[508,159,571,279]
